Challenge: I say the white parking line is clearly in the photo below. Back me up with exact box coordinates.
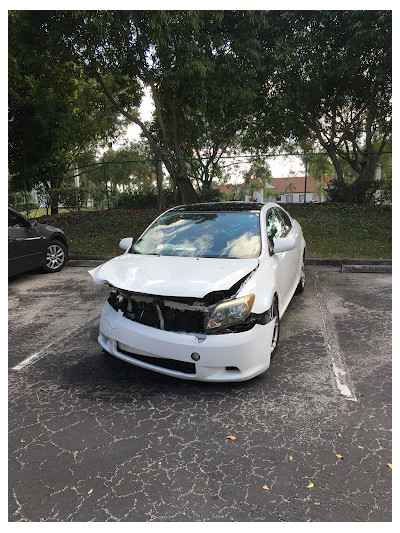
[313,271,358,402]
[12,313,101,371]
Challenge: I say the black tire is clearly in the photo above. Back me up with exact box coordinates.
[270,297,280,358]
[295,255,305,293]
[41,240,68,273]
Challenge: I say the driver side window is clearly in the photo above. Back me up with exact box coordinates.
[8,210,27,228]
[267,209,284,243]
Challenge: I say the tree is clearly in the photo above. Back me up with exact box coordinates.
[40,11,276,204]
[41,11,208,203]
[100,143,156,191]
[250,11,392,203]
[242,159,272,201]
[8,11,123,212]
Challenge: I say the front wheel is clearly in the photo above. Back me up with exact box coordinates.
[41,240,68,273]
[270,298,280,358]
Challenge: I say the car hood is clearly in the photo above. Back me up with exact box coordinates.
[89,254,258,298]
[37,222,65,234]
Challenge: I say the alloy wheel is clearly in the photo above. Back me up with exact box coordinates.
[46,244,65,270]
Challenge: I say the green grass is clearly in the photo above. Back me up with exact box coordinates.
[21,207,96,218]
[38,208,161,256]
[286,203,391,259]
[37,203,392,259]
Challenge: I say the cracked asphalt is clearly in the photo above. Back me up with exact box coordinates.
[8,264,392,522]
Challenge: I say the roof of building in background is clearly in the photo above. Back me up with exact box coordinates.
[214,184,235,194]
[213,175,331,195]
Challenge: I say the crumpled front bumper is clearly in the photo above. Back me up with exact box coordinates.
[98,300,274,382]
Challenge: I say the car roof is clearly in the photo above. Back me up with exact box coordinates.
[169,202,266,212]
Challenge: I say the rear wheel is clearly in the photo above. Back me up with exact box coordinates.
[41,240,68,273]
[270,297,280,358]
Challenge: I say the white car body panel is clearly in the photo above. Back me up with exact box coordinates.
[89,254,259,298]
[98,300,275,382]
[90,202,306,382]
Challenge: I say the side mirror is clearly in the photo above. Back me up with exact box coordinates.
[28,218,37,227]
[119,237,133,251]
[273,236,296,254]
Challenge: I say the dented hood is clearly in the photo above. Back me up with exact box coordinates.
[89,254,258,298]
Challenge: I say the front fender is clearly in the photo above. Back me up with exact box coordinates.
[236,255,276,314]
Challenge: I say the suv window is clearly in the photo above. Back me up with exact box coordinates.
[8,210,27,228]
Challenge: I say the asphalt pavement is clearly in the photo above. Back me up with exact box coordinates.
[8,264,392,522]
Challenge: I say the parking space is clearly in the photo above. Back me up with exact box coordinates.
[8,265,391,522]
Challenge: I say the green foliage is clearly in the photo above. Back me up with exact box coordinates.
[100,144,156,189]
[8,190,38,212]
[248,11,392,203]
[9,11,391,207]
[56,188,89,211]
[326,178,379,204]
[114,186,175,209]
[114,187,158,209]
[227,184,247,201]
[200,187,223,202]
[243,159,272,186]
[8,11,123,191]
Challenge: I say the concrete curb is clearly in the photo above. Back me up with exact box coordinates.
[340,264,392,274]
[306,258,392,266]
[70,253,116,261]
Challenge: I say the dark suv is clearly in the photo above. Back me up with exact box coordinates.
[8,207,68,276]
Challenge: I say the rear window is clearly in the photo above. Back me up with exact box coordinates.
[130,211,261,259]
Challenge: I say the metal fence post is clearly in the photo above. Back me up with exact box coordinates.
[304,153,309,204]
[103,161,110,209]
[23,179,29,218]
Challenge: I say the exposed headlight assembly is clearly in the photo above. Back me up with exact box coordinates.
[207,294,255,333]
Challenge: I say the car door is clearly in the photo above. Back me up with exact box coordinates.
[267,208,291,308]
[275,207,299,292]
[8,209,46,275]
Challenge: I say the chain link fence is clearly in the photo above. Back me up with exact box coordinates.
[9,152,392,219]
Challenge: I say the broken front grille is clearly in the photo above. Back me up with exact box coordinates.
[108,290,209,334]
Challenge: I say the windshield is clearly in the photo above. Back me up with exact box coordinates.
[130,211,261,259]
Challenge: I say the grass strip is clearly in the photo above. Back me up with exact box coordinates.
[37,203,391,259]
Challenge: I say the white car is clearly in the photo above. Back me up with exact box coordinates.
[89,202,306,382]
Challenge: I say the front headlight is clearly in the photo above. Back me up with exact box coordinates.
[207,294,255,332]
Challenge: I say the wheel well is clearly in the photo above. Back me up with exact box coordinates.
[49,235,68,248]
[273,292,279,308]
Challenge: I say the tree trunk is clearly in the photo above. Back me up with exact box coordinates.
[156,160,164,210]
[177,176,199,204]
[163,158,199,204]
[350,155,379,203]
[174,160,199,204]
[50,191,59,215]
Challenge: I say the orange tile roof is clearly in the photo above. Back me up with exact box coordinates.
[213,184,234,194]
[213,175,331,195]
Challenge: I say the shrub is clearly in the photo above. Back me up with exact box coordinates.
[114,186,159,208]
[8,190,38,212]
[198,187,223,202]
[56,187,89,210]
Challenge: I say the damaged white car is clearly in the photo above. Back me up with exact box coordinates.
[89,202,305,382]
